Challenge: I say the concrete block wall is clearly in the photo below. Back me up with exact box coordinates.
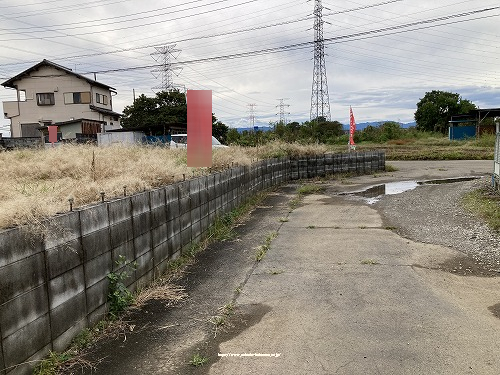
[0,151,384,374]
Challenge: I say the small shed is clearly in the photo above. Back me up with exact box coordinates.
[449,108,500,140]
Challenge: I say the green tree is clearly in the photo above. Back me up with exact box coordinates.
[226,128,240,144]
[121,89,187,130]
[414,90,476,133]
[212,115,229,144]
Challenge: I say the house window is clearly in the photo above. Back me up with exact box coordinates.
[96,93,108,105]
[36,93,55,106]
[64,92,91,104]
[19,90,26,101]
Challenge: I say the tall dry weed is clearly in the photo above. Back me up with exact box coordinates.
[0,142,329,229]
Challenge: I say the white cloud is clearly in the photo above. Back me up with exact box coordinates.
[1,0,499,137]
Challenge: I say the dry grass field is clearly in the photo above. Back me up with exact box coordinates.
[0,141,329,229]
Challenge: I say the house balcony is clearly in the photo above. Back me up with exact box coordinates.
[3,101,20,118]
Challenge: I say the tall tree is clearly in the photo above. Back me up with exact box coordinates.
[121,89,187,130]
[414,90,476,133]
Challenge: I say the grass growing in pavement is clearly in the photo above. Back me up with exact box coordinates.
[297,184,326,195]
[361,259,379,265]
[189,353,209,367]
[255,231,278,261]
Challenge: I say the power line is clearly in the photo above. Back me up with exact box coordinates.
[70,5,498,77]
[0,0,260,41]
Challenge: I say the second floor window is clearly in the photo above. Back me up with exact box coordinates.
[64,92,91,104]
[36,93,55,106]
[96,93,108,105]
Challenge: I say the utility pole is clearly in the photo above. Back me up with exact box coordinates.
[151,44,182,92]
[276,98,290,125]
[248,104,257,128]
[310,0,331,123]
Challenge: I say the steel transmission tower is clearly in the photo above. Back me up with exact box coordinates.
[151,44,182,91]
[248,104,257,128]
[310,0,331,122]
[276,98,290,124]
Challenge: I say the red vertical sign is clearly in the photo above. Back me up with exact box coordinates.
[187,90,212,167]
[349,106,356,146]
[48,125,58,144]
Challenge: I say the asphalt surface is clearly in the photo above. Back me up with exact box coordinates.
[77,160,500,375]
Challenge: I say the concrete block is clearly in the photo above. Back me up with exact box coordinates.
[133,211,152,237]
[215,195,222,214]
[48,265,85,310]
[107,198,132,225]
[166,191,180,223]
[208,211,216,226]
[0,284,48,339]
[2,314,51,370]
[130,191,150,216]
[191,221,201,241]
[109,219,133,248]
[153,242,169,267]
[208,199,216,215]
[46,239,83,279]
[177,181,189,199]
[180,228,191,250]
[189,179,201,208]
[53,317,87,353]
[200,202,209,219]
[150,188,166,209]
[179,196,190,217]
[0,227,44,268]
[111,241,135,269]
[44,211,81,249]
[86,278,109,314]
[199,177,208,203]
[191,205,201,223]
[154,258,169,278]
[85,252,112,288]
[4,344,50,375]
[50,292,87,339]
[167,219,180,243]
[0,253,45,305]
[152,223,168,248]
[200,216,210,235]
[82,227,111,262]
[136,270,154,291]
[136,251,153,278]
[169,232,181,257]
[79,204,109,236]
[180,211,191,232]
[134,232,152,258]
[88,303,107,327]
[151,206,166,227]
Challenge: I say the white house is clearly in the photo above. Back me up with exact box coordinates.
[2,59,121,139]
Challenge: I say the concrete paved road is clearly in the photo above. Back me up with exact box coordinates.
[210,160,500,374]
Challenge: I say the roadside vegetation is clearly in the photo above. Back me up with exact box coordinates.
[462,185,500,232]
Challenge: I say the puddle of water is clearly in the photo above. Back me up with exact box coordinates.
[345,176,481,204]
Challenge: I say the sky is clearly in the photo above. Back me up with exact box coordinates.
[0,0,499,136]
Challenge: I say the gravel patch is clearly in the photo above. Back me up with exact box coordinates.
[374,177,500,276]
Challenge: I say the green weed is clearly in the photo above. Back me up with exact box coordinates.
[189,353,209,367]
